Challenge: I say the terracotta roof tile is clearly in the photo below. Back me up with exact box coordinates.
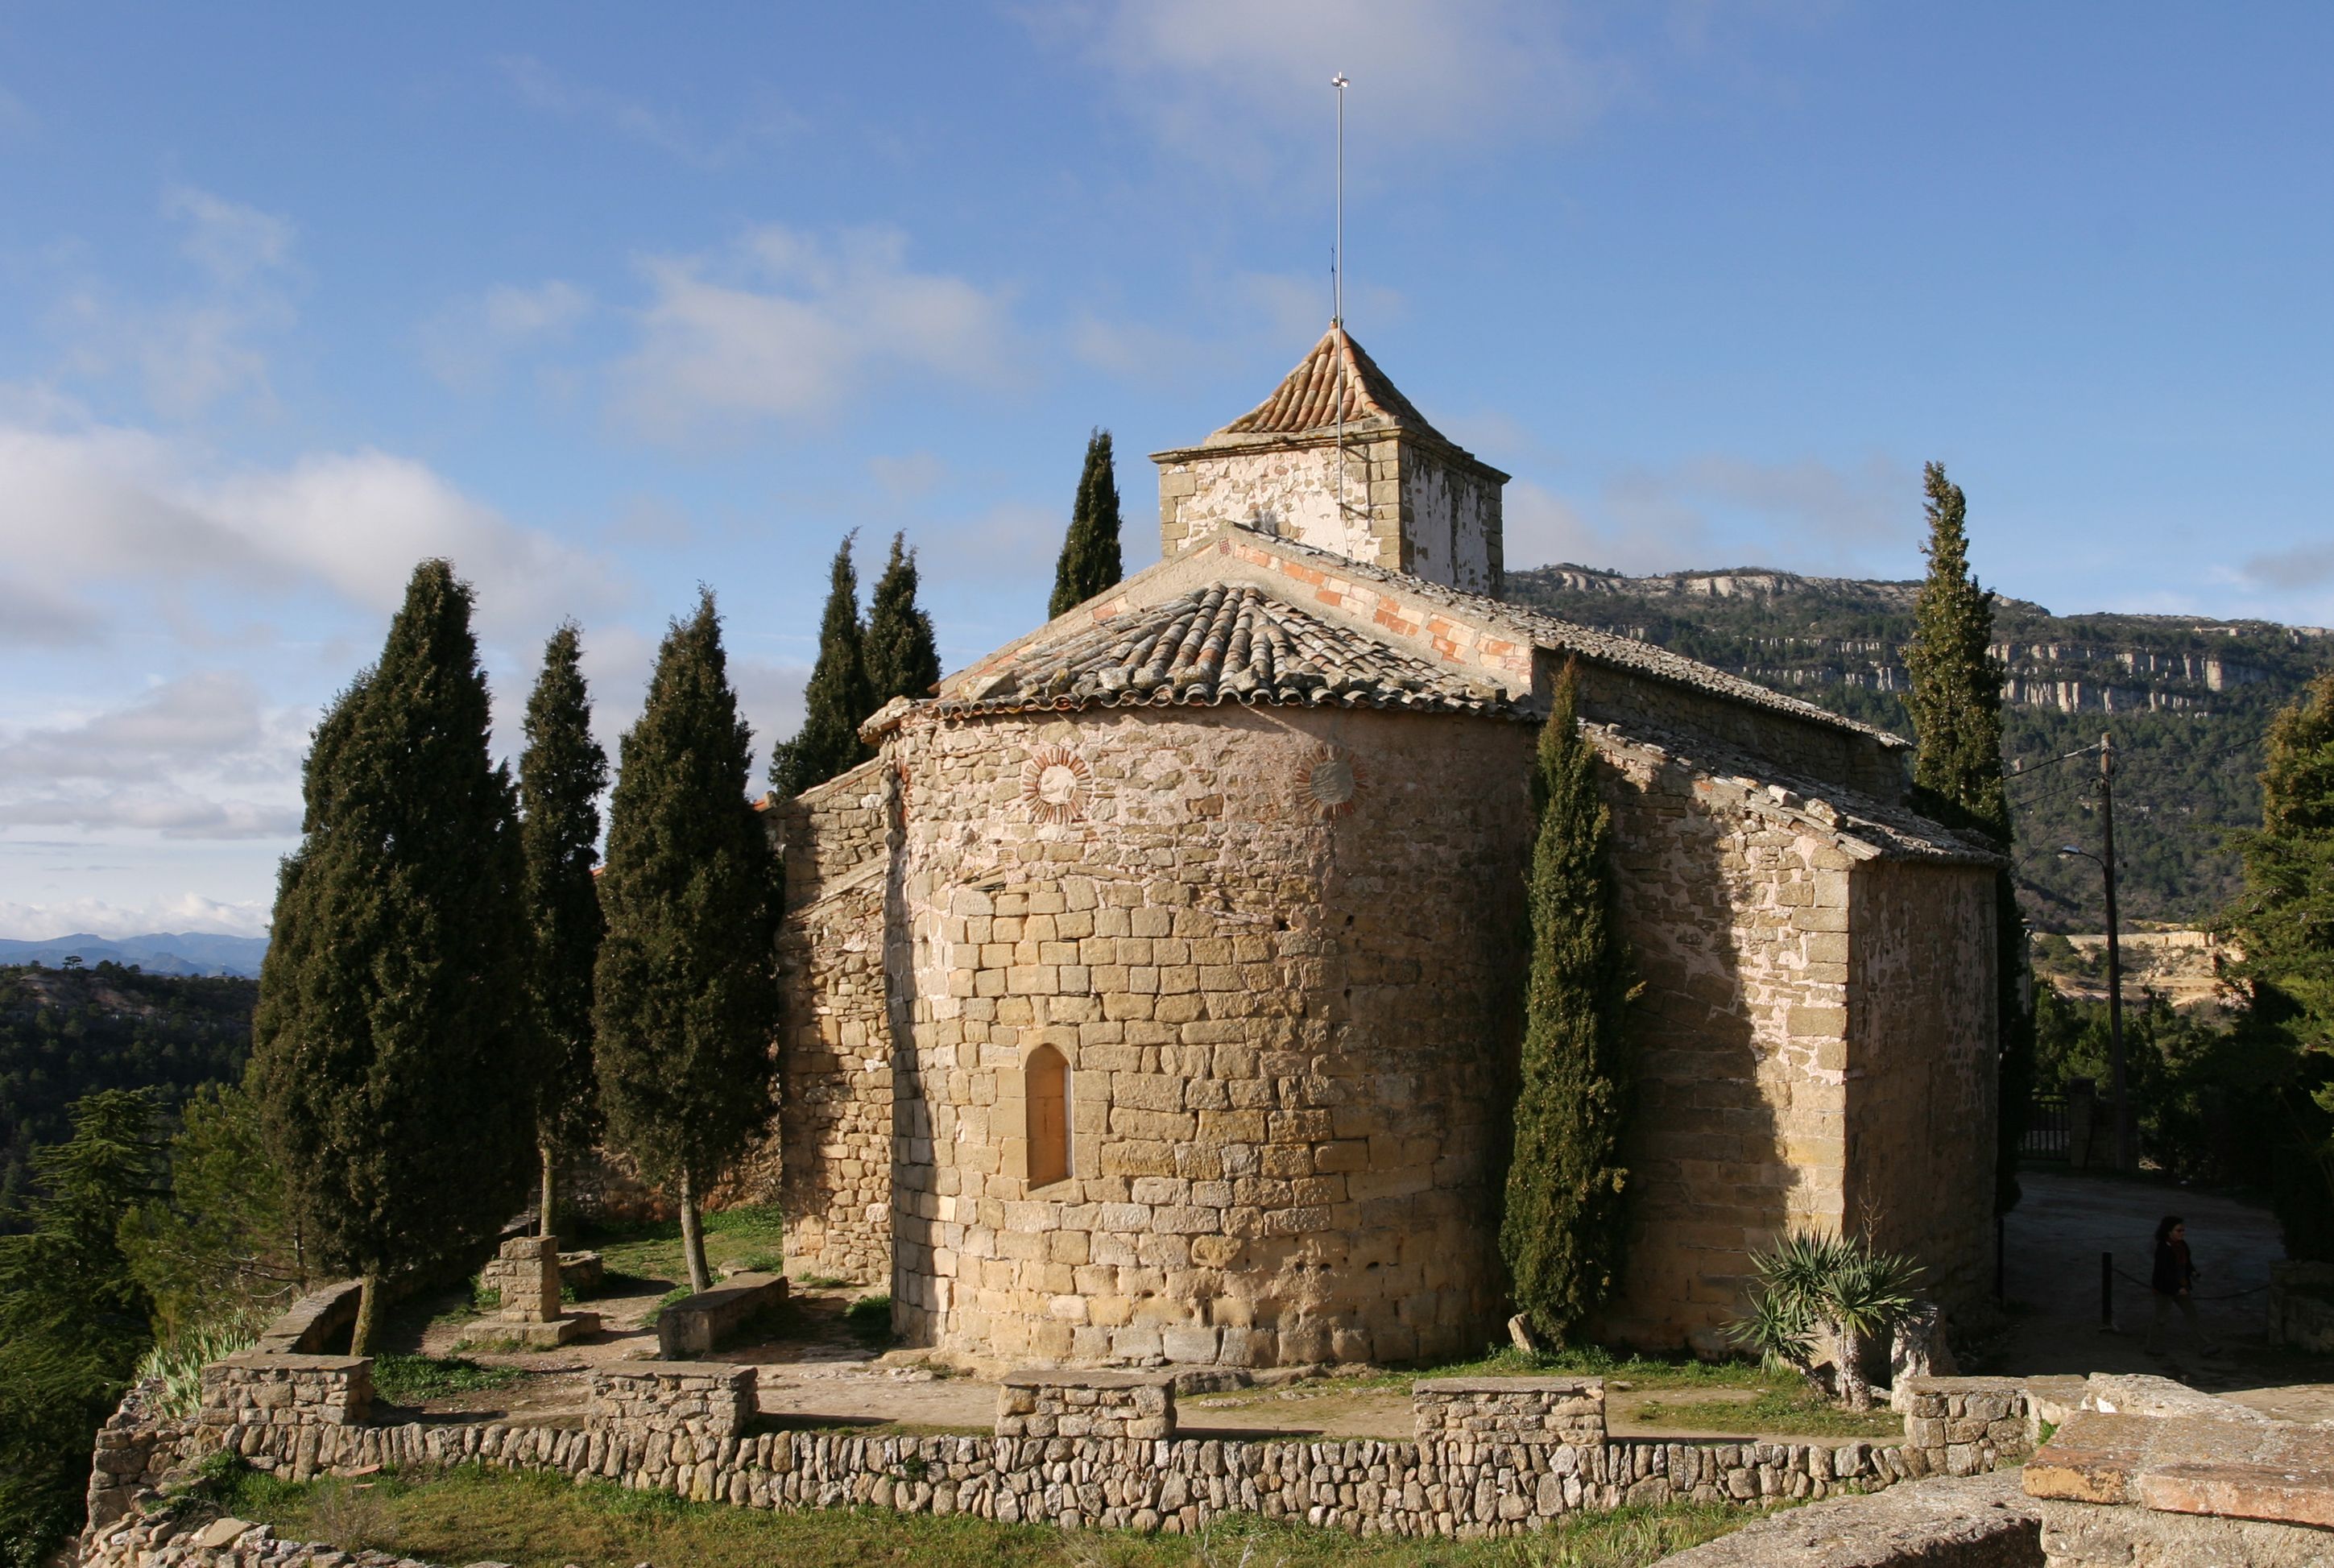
[1214,325,1449,443]
[935,583,1524,720]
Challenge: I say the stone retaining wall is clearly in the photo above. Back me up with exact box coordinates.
[996,1369,1173,1439]
[1411,1376,1605,1446]
[84,1512,437,1568]
[100,1364,2033,1543]
[252,1281,363,1355]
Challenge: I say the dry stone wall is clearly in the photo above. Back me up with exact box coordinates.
[1412,1378,1606,1445]
[94,1360,2032,1545]
[996,1369,1173,1439]
[770,759,896,1282]
[884,703,1533,1368]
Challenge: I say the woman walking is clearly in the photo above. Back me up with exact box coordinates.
[2146,1214,2222,1357]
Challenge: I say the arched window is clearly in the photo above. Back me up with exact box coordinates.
[1026,1045,1070,1187]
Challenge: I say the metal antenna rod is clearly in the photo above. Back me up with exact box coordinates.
[1332,72,1349,524]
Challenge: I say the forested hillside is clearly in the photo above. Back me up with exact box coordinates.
[1508,565,2334,929]
[0,963,255,1223]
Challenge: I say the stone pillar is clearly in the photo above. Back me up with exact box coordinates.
[1897,1376,2030,1475]
[2067,1077,2098,1169]
[1409,1376,1607,1446]
[497,1235,561,1323]
[995,1369,1175,1440]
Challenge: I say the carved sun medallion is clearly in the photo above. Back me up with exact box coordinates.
[1297,745,1364,818]
[1020,743,1094,825]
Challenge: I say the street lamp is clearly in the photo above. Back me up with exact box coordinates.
[2059,842,2130,1170]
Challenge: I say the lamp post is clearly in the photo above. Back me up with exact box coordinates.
[2059,842,2129,1170]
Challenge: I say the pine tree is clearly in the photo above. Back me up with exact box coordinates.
[1500,664,1634,1345]
[768,535,874,801]
[594,590,781,1294]
[865,532,941,706]
[1904,462,2032,1216]
[1048,428,1124,618]
[249,560,532,1354]
[0,1090,164,1565]
[518,623,609,1244]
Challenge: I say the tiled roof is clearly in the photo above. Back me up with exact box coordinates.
[1229,529,1909,748]
[936,583,1524,719]
[1213,325,1450,444]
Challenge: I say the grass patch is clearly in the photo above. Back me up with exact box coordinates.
[1274,1343,1769,1396]
[577,1206,785,1286]
[370,1355,519,1405]
[1632,1388,1902,1440]
[202,1461,1755,1568]
[847,1293,894,1348]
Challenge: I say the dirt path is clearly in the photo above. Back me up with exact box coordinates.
[1997,1167,2334,1419]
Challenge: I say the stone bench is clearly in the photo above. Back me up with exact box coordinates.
[253,1280,365,1354]
[656,1272,787,1359]
[1412,1376,1607,1446]
[997,1369,1174,1439]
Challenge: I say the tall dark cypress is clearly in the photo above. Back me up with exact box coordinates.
[250,559,531,1354]
[1904,462,2030,1216]
[594,590,780,1294]
[518,623,609,1244]
[768,535,874,801]
[866,532,941,706]
[1500,664,1634,1346]
[1048,428,1124,618]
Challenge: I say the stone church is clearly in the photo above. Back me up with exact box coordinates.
[764,325,2002,1369]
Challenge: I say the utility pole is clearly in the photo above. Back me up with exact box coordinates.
[2099,731,2129,1170]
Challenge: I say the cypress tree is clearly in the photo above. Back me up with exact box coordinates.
[249,560,531,1354]
[1500,663,1634,1346]
[2227,672,2334,1256]
[1902,462,2031,1216]
[1048,428,1124,618]
[866,532,941,706]
[768,535,873,801]
[518,623,609,1244]
[594,590,780,1294]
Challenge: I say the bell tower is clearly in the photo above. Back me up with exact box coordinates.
[1150,325,1508,598]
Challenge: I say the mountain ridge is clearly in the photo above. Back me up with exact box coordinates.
[0,931,268,978]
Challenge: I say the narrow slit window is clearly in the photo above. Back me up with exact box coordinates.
[1027,1045,1070,1187]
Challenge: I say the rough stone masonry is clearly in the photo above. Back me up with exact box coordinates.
[756,322,2003,1367]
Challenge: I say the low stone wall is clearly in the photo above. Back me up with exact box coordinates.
[2266,1260,2334,1353]
[1897,1376,2031,1477]
[85,1382,196,1538]
[997,1370,1173,1440]
[83,1511,438,1568]
[253,1281,364,1355]
[201,1354,372,1433]
[106,1363,2034,1541]
[1412,1376,1604,1446]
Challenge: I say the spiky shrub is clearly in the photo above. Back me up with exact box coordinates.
[1731,1231,1924,1411]
[135,1315,264,1418]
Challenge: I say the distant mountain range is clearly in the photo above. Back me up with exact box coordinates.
[0,932,268,978]
[1507,564,2334,930]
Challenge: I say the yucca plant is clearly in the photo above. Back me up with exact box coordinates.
[1730,1230,1924,1411]
[134,1314,265,1419]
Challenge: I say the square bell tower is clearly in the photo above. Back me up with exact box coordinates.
[1150,325,1509,598]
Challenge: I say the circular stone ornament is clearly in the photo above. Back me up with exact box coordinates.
[1020,743,1094,825]
[1297,746,1364,817]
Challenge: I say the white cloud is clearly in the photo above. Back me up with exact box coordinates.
[613,225,1016,443]
[0,893,270,941]
[2243,541,2334,592]
[499,56,795,167]
[50,185,299,416]
[420,279,592,392]
[0,577,103,646]
[0,672,307,842]
[0,408,624,641]
[1033,0,1618,167]
[1503,453,1918,577]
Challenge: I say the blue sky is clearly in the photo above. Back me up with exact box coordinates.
[2,2,2330,937]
